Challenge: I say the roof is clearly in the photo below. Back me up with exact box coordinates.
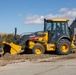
[47,18,69,22]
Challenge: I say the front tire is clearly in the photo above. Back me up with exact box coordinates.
[32,44,45,54]
[56,39,72,55]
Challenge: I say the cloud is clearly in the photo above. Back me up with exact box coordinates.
[59,8,69,12]
[24,8,76,25]
[18,13,23,16]
[24,15,44,24]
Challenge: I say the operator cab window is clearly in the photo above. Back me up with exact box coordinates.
[52,22,61,36]
[45,22,52,31]
[61,22,69,35]
[62,22,66,34]
[53,23,56,31]
[56,22,60,32]
[65,22,69,35]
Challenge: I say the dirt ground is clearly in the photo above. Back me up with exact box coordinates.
[0,50,76,66]
[0,54,55,66]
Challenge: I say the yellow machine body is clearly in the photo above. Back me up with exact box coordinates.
[71,35,76,49]
[2,18,76,55]
[28,32,56,51]
[3,41,22,54]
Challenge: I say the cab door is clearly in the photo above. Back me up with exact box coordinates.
[50,22,61,43]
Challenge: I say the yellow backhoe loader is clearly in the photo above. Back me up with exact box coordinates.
[2,18,76,55]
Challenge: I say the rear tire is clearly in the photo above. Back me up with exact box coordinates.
[56,39,72,55]
[32,44,45,54]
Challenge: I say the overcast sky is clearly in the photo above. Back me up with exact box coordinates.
[0,0,76,34]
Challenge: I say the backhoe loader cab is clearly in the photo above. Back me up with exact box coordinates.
[3,18,73,55]
[44,19,70,43]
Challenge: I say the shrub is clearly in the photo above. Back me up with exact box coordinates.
[0,34,14,48]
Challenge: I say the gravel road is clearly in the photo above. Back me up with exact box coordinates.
[0,54,76,75]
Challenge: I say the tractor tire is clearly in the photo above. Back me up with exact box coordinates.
[32,44,45,54]
[56,39,72,55]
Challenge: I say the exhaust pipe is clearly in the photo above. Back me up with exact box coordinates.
[15,27,17,38]
[2,27,22,55]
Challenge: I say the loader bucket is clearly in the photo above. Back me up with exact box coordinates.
[3,41,22,55]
